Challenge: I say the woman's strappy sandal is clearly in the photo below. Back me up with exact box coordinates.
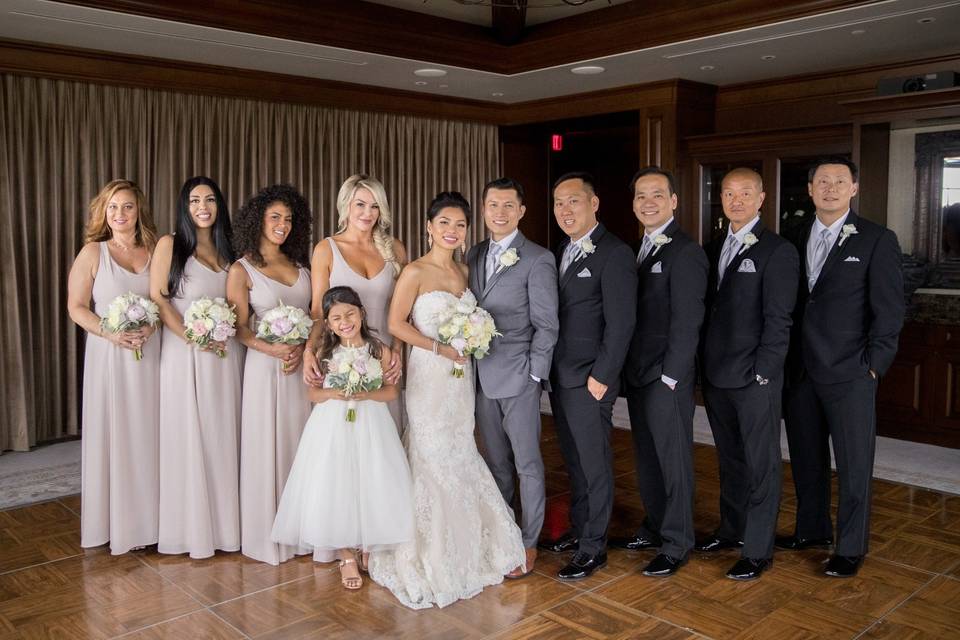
[338,556,363,590]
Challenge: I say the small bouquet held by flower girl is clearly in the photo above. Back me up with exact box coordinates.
[101,292,160,361]
[324,346,384,422]
[183,296,237,358]
[256,302,314,345]
[437,290,500,378]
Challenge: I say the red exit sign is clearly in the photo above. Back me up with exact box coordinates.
[551,134,563,152]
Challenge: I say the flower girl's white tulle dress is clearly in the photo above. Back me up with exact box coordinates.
[271,344,414,558]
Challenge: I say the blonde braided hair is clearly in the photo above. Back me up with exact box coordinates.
[335,174,401,277]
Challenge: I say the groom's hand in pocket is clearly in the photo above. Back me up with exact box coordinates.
[587,376,607,401]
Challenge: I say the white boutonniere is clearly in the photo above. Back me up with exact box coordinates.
[579,237,596,258]
[651,234,672,256]
[839,224,858,246]
[495,247,519,273]
[739,232,758,255]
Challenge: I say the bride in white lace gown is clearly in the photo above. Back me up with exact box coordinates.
[369,192,525,609]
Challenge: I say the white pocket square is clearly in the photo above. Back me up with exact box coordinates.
[737,259,756,273]
[650,261,662,273]
[844,256,861,262]
[576,268,591,278]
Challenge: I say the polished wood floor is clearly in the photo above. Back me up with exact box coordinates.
[2,418,959,639]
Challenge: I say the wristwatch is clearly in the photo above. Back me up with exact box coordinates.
[755,374,769,386]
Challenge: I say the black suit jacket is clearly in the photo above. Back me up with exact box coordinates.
[701,222,799,388]
[784,211,904,385]
[551,223,637,390]
[623,219,708,388]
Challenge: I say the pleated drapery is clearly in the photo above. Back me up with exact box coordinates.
[0,74,499,452]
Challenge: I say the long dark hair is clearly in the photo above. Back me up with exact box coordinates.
[232,184,312,267]
[316,286,383,372]
[166,176,235,298]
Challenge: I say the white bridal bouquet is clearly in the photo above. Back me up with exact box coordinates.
[324,346,384,422]
[100,292,160,361]
[183,296,237,358]
[256,302,314,345]
[437,290,500,378]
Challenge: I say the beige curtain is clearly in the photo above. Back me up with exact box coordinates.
[0,74,499,452]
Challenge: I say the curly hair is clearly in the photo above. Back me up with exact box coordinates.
[232,184,312,267]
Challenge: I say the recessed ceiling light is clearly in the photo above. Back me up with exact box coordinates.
[700,65,716,71]
[917,17,935,24]
[414,68,447,77]
[414,81,427,86]
[492,92,504,97]
[571,66,605,75]
[851,29,866,35]
[761,54,776,61]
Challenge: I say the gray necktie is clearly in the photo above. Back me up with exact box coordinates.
[637,235,653,265]
[486,243,502,282]
[559,241,578,276]
[718,234,739,285]
[808,227,832,291]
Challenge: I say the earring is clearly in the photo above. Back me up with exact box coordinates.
[460,242,466,254]
[427,234,433,248]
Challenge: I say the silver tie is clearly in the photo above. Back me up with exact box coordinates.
[808,227,832,291]
[559,241,578,276]
[486,243,502,281]
[637,235,653,265]
[717,234,739,285]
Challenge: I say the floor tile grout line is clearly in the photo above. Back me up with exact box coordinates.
[587,590,715,640]
[56,497,81,519]
[109,609,210,639]
[206,570,320,608]
[0,551,84,576]
[207,605,253,640]
[477,587,601,640]
[851,571,941,640]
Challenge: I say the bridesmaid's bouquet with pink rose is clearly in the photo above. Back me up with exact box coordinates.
[324,346,383,422]
[437,290,500,378]
[183,296,237,358]
[101,292,160,361]
[256,302,314,345]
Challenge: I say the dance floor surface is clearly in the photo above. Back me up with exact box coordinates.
[2,417,959,639]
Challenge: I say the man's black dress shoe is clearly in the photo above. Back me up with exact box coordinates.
[608,534,661,550]
[726,557,770,581]
[558,551,607,580]
[641,553,687,577]
[824,555,862,577]
[695,535,743,553]
[774,535,833,551]
[540,532,579,553]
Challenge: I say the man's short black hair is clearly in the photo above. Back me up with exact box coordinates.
[482,177,525,205]
[630,166,677,196]
[553,171,597,194]
[808,157,859,183]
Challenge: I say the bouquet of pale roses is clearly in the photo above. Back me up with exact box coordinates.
[256,302,314,345]
[437,290,500,378]
[183,296,237,358]
[100,292,160,361]
[324,346,383,422]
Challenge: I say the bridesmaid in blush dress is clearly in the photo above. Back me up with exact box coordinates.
[226,184,313,565]
[67,179,161,555]
[303,175,406,431]
[151,177,242,559]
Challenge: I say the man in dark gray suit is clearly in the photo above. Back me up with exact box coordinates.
[696,168,798,580]
[545,172,637,580]
[467,177,559,579]
[611,166,707,577]
[780,157,904,578]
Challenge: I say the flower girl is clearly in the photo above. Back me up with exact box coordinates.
[271,286,414,589]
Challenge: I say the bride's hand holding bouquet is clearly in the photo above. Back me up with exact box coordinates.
[436,290,499,378]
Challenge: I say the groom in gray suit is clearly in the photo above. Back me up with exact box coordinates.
[467,177,559,578]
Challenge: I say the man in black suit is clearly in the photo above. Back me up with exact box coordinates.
[695,168,798,580]
[779,157,904,577]
[546,172,637,580]
[609,166,707,577]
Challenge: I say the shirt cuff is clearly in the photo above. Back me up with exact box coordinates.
[530,374,541,383]
[661,374,678,387]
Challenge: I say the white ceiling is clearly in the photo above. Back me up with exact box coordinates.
[366,0,634,27]
[1,0,959,103]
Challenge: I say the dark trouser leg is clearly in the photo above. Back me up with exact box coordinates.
[703,383,748,542]
[817,376,877,556]
[784,376,833,540]
[625,385,665,539]
[550,389,587,541]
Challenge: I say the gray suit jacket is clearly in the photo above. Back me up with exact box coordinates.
[467,231,559,399]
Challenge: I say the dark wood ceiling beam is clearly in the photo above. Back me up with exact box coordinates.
[492,0,527,46]
[59,0,877,74]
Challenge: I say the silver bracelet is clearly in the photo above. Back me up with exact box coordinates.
[432,340,439,355]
